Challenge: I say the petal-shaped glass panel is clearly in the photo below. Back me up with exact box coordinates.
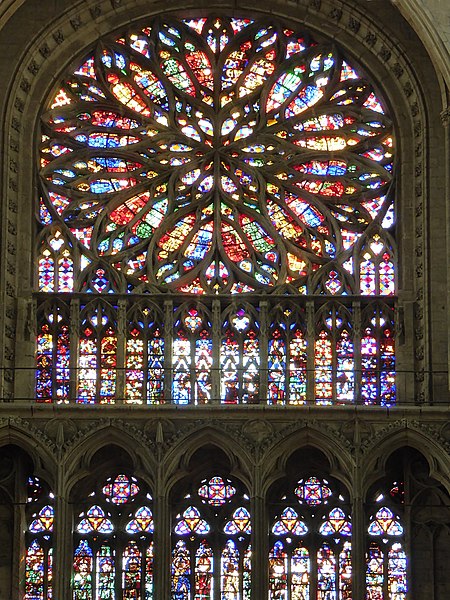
[40,16,394,296]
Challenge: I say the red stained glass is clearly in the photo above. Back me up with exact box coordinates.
[77,305,117,404]
[77,505,114,534]
[29,505,54,532]
[361,306,396,405]
[173,473,251,598]
[126,506,154,533]
[269,541,288,598]
[74,473,153,598]
[39,17,394,296]
[368,507,403,536]
[195,542,213,600]
[26,478,54,600]
[317,543,336,599]
[295,477,332,506]
[102,474,139,504]
[198,476,236,506]
[25,542,51,600]
[36,17,396,407]
[172,541,191,600]
[270,476,351,600]
[366,487,407,600]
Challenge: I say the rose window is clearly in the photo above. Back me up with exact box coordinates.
[39,16,395,296]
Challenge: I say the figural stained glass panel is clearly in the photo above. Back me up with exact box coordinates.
[172,475,251,600]
[39,16,395,296]
[73,473,153,600]
[25,477,54,600]
[269,475,351,600]
[366,499,407,600]
[365,478,407,600]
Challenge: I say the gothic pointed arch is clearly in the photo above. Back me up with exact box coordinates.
[170,445,251,600]
[0,0,448,598]
[268,446,352,600]
[32,11,398,406]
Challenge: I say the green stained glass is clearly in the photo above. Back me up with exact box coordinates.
[39,16,394,296]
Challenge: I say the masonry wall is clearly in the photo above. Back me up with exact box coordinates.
[0,0,449,598]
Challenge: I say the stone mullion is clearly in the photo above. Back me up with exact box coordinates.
[352,428,366,600]
[189,327,197,406]
[212,299,221,403]
[69,298,80,402]
[213,542,221,600]
[115,298,126,404]
[14,297,36,402]
[154,492,171,600]
[351,493,366,600]
[53,463,72,599]
[259,300,269,404]
[310,540,318,597]
[352,301,362,404]
[404,454,412,600]
[251,493,267,600]
[306,300,315,403]
[163,300,173,404]
[443,108,450,392]
[14,459,29,599]
[95,306,103,401]
[429,528,437,596]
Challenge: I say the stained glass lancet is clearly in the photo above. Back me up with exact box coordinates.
[25,477,54,600]
[77,301,117,404]
[36,300,70,402]
[268,303,308,405]
[173,304,213,404]
[366,483,407,600]
[221,305,260,404]
[172,474,251,599]
[73,473,154,599]
[126,301,165,404]
[269,475,351,600]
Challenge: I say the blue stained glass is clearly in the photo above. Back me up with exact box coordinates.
[115,52,126,69]
[188,227,213,260]
[40,200,53,224]
[90,181,115,194]
[300,207,322,228]
[172,541,191,600]
[286,85,321,116]
[92,135,125,148]
[41,16,395,306]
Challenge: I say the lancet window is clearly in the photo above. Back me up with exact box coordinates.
[36,299,71,402]
[35,13,397,405]
[72,473,154,599]
[221,304,260,404]
[25,477,54,600]
[125,301,165,404]
[171,474,251,599]
[315,303,354,405]
[78,301,118,403]
[36,297,394,404]
[172,303,213,404]
[366,481,407,599]
[267,302,308,405]
[269,475,352,599]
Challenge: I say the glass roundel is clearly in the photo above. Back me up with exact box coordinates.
[40,15,395,295]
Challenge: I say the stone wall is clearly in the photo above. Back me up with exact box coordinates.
[0,1,448,598]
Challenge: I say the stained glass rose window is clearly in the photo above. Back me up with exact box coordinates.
[39,16,394,296]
